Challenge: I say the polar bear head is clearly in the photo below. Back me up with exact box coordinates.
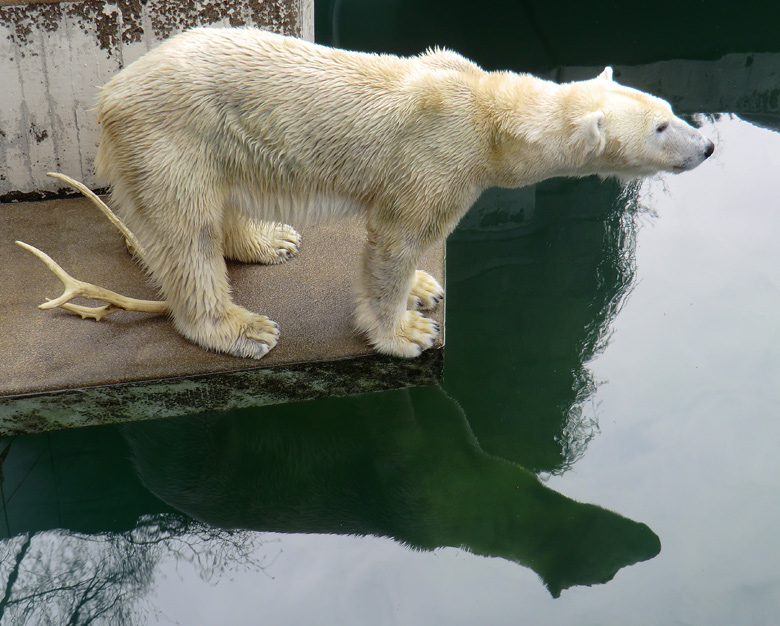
[566,67,715,179]
[488,67,714,186]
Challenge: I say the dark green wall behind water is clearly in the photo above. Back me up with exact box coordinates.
[316,0,780,70]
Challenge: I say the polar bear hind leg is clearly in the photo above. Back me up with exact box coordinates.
[222,209,301,265]
[119,186,279,359]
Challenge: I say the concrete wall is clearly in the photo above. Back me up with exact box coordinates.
[0,0,314,199]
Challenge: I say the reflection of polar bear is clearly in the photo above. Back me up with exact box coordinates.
[95,28,714,359]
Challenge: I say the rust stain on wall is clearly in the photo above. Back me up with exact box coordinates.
[148,0,247,40]
[1,0,303,52]
[1,2,62,47]
[29,123,48,143]
[63,1,147,51]
[248,0,299,36]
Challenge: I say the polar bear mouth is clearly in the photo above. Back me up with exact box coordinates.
[671,159,701,173]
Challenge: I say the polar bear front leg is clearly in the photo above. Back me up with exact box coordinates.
[354,232,440,358]
[407,270,445,311]
[222,209,301,265]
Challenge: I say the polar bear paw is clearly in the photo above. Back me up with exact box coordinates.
[183,305,279,359]
[225,221,301,265]
[407,270,444,311]
[363,310,439,358]
[228,313,279,359]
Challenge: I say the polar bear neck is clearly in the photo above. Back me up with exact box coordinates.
[482,74,603,187]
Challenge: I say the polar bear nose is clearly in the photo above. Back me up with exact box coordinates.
[703,139,715,159]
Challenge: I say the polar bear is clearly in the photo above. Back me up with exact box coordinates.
[95,27,714,359]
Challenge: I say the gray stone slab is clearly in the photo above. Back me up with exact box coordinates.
[0,197,445,433]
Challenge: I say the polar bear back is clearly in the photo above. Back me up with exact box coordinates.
[96,27,488,222]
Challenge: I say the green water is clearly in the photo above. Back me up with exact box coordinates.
[3,2,780,624]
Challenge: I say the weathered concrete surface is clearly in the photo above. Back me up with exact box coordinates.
[0,196,445,433]
[0,0,314,199]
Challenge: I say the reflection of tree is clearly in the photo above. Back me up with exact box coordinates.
[0,535,30,622]
[0,515,274,626]
[444,177,643,473]
[558,181,643,469]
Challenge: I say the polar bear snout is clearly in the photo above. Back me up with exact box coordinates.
[681,136,715,171]
[676,137,714,172]
[668,121,715,172]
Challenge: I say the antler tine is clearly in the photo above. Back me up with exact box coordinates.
[45,171,147,259]
[15,240,86,308]
[15,240,169,319]
[18,173,170,322]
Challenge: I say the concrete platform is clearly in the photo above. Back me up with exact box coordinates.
[0,197,444,434]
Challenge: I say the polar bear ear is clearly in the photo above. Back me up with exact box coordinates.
[598,67,614,81]
[575,110,606,156]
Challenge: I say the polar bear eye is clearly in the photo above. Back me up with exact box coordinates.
[656,122,669,133]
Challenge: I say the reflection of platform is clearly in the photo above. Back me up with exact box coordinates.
[0,197,444,434]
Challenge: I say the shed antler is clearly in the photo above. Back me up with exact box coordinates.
[16,172,170,321]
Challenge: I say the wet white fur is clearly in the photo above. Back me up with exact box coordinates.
[95,28,713,359]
